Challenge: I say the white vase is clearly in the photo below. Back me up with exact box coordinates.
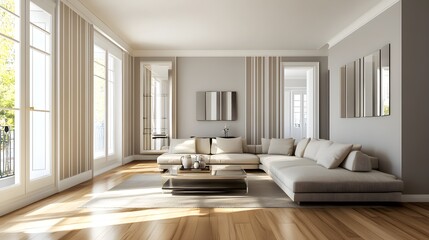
[181,155,192,169]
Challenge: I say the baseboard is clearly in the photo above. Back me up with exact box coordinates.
[123,155,135,164]
[0,186,57,216]
[94,162,122,176]
[402,194,429,202]
[133,154,159,161]
[58,170,92,192]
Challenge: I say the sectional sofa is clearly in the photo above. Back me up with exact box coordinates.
[157,137,403,203]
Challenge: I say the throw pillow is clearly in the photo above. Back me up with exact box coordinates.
[195,137,211,154]
[261,138,270,154]
[316,142,353,169]
[216,137,243,154]
[341,150,372,172]
[268,138,294,155]
[169,138,196,154]
[295,138,310,157]
[242,138,249,153]
[303,139,332,161]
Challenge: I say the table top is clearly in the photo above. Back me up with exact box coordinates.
[163,165,247,180]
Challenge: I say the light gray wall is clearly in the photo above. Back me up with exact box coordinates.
[176,57,246,138]
[401,0,429,194]
[328,3,401,177]
[133,56,329,150]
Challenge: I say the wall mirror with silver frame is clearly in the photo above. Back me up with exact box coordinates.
[196,91,237,121]
[340,44,390,118]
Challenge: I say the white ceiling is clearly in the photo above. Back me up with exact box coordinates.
[79,0,384,51]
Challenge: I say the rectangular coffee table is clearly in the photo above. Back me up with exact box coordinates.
[161,165,248,193]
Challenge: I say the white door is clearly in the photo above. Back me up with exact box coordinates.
[0,0,56,200]
[27,0,55,191]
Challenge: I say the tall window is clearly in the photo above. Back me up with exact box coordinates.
[29,1,52,180]
[0,0,20,183]
[0,0,55,194]
[93,33,122,167]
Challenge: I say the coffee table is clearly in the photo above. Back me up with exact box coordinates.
[161,165,248,193]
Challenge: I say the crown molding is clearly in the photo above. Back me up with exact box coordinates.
[61,0,133,53]
[327,0,400,49]
[132,49,328,57]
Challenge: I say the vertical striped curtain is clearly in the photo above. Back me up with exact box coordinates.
[59,3,93,180]
[245,57,284,145]
[142,66,152,150]
[122,52,134,157]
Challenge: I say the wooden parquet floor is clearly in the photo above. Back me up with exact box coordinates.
[0,161,428,240]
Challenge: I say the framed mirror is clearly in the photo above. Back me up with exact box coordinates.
[340,44,390,118]
[196,91,237,121]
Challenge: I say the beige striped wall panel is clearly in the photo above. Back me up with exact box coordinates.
[122,53,134,157]
[245,57,284,145]
[59,3,93,180]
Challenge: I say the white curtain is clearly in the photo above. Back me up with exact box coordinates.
[245,57,284,145]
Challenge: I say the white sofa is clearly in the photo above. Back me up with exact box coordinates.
[157,137,403,203]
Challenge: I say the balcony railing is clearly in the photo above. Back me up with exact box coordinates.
[0,126,15,179]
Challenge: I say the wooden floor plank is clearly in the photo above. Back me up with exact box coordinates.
[0,161,428,240]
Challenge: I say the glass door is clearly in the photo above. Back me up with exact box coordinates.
[291,91,307,140]
[27,0,54,191]
[0,0,21,193]
[0,0,55,199]
[93,32,122,174]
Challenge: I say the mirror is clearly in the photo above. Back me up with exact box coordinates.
[197,91,237,121]
[340,44,390,118]
[380,44,390,116]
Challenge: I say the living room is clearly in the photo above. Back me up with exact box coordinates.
[0,0,428,239]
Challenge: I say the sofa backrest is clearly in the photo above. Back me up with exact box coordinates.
[195,137,211,154]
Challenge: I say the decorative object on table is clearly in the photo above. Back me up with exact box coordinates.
[180,155,193,169]
[222,125,230,137]
[193,160,200,169]
[170,165,179,175]
[199,156,206,169]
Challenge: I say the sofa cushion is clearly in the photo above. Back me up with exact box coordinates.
[195,138,211,154]
[295,138,311,157]
[247,145,262,154]
[269,158,316,169]
[341,151,372,172]
[209,153,259,165]
[271,165,403,193]
[268,138,294,155]
[215,137,243,154]
[258,154,301,169]
[303,139,332,161]
[316,143,353,169]
[261,138,270,154]
[212,137,248,154]
[169,138,196,154]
